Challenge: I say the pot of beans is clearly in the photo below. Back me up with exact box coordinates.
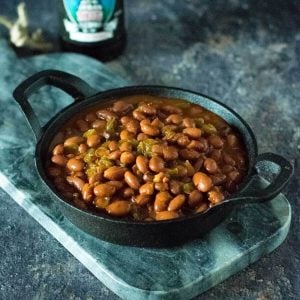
[13,70,293,247]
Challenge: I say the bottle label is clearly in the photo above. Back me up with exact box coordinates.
[63,0,119,42]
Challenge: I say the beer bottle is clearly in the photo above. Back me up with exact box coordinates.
[58,0,126,61]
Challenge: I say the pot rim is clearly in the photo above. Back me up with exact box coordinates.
[35,85,258,225]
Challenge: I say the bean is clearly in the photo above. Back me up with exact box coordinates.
[119,141,132,152]
[133,109,146,121]
[154,182,169,192]
[152,144,164,155]
[106,140,117,151]
[47,167,62,177]
[52,155,68,166]
[112,100,133,114]
[166,114,183,125]
[106,201,131,216]
[87,134,101,148]
[169,180,182,194]
[121,187,134,198]
[143,172,154,182]
[168,194,185,211]
[163,146,178,160]
[153,172,167,183]
[208,135,224,149]
[140,123,160,136]
[190,105,203,116]
[226,134,238,147]
[82,183,93,203]
[223,153,236,166]
[94,183,116,197]
[104,166,126,181]
[74,171,86,179]
[107,181,124,190]
[120,129,134,140]
[154,191,171,212]
[193,172,213,192]
[96,109,117,120]
[85,113,97,123]
[177,134,190,147]
[94,197,110,209]
[188,190,203,208]
[92,119,106,129]
[194,157,204,171]
[64,136,84,147]
[137,133,149,141]
[138,103,157,115]
[88,173,102,185]
[136,156,149,174]
[179,149,200,160]
[78,143,88,154]
[53,144,64,155]
[120,152,135,165]
[139,182,154,195]
[228,170,241,183]
[196,202,209,213]
[67,158,84,172]
[204,158,218,174]
[182,118,196,128]
[149,156,165,173]
[208,189,224,204]
[108,150,121,160]
[66,176,85,191]
[151,118,164,128]
[126,120,140,134]
[209,149,222,161]
[155,211,180,221]
[210,174,227,185]
[135,194,151,206]
[183,128,202,139]
[187,140,204,151]
[76,119,89,132]
[222,164,235,174]
[124,171,140,189]
[161,105,182,115]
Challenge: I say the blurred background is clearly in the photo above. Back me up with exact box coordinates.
[0,1,299,299]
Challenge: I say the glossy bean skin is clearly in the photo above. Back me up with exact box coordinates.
[48,96,248,221]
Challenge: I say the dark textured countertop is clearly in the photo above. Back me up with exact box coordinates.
[0,1,299,299]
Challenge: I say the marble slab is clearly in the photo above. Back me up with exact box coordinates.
[0,40,291,300]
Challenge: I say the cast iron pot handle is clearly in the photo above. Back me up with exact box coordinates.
[13,69,97,141]
[228,152,293,204]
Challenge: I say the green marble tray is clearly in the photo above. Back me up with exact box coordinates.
[0,40,291,300]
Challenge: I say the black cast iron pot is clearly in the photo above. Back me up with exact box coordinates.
[13,70,294,247]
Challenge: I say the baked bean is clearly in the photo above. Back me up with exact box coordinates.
[124,171,140,189]
[92,119,106,129]
[87,134,101,148]
[155,211,180,221]
[208,189,224,204]
[82,183,93,203]
[139,182,154,195]
[48,96,248,221]
[166,114,183,125]
[169,180,182,194]
[64,136,84,147]
[85,112,97,123]
[52,155,68,167]
[96,109,117,120]
[78,143,88,154]
[204,158,218,174]
[168,194,185,211]
[108,150,122,160]
[183,128,202,139]
[193,172,213,192]
[104,166,126,181]
[113,100,133,114]
[154,191,171,212]
[163,146,178,160]
[208,135,224,149]
[120,152,135,165]
[66,176,85,191]
[106,200,131,216]
[120,129,134,140]
[53,144,64,155]
[76,119,89,132]
[137,132,149,141]
[179,149,200,160]
[149,156,165,173]
[94,183,116,197]
[188,190,203,207]
[182,118,196,128]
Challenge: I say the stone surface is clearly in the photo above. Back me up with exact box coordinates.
[0,0,299,299]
